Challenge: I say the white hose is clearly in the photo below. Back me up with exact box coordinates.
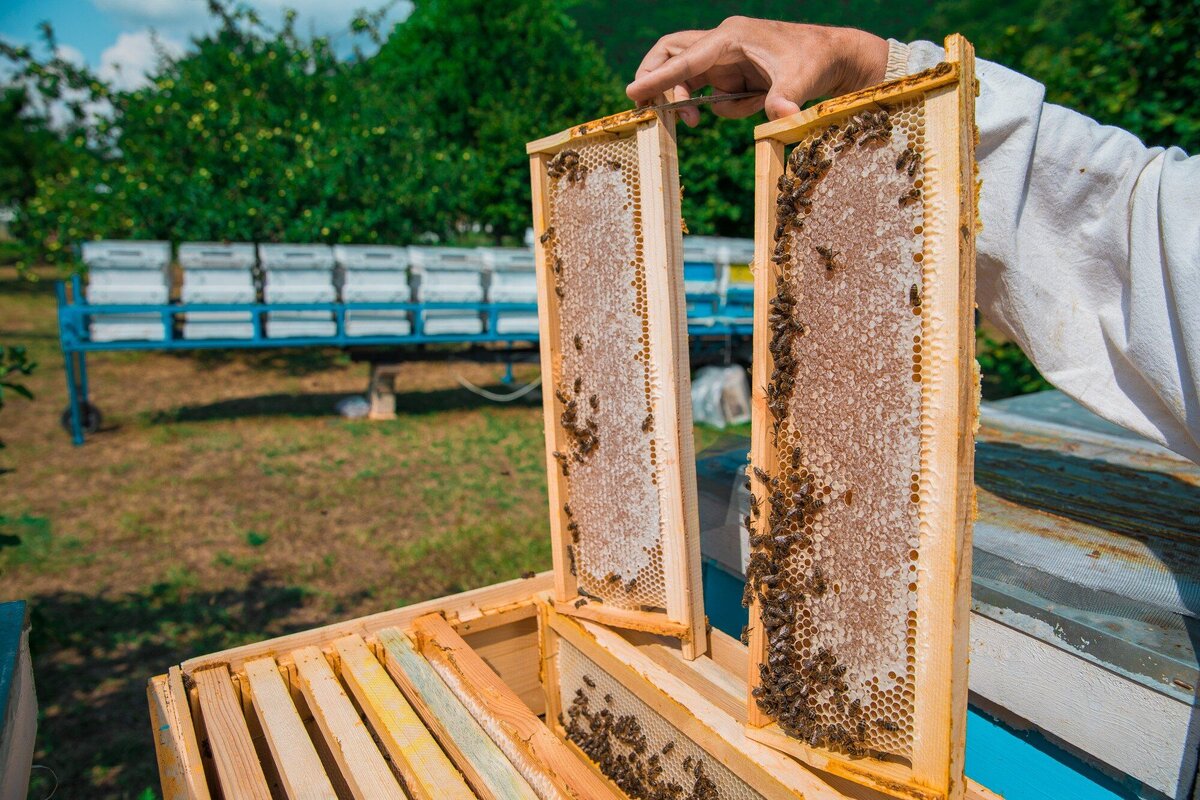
[456,372,542,402]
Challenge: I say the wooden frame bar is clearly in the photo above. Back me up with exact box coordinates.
[192,665,272,800]
[528,111,706,658]
[744,35,977,800]
[374,627,539,800]
[413,612,620,800]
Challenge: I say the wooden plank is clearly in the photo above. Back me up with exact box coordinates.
[529,151,577,607]
[331,634,474,800]
[192,666,271,800]
[414,613,620,800]
[908,33,976,800]
[181,571,550,674]
[165,667,211,800]
[635,112,708,661]
[544,606,849,800]
[375,627,539,800]
[242,657,338,800]
[744,34,977,800]
[745,134,786,732]
[291,646,405,800]
[527,110,706,653]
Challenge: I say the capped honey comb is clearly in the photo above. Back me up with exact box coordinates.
[528,111,706,657]
[746,37,978,800]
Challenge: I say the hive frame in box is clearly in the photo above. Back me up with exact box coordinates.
[744,35,978,800]
[526,107,706,659]
[148,574,999,800]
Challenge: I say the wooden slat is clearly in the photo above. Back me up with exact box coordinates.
[243,657,337,800]
[375,627,539,800]
[182,572,551,674]
[529,151,577,607]
[413,613,619,800]
[291,646,406,800]
[149,673,211,800]
[192,666,271,800]
[634,112,707,660]
[745,134,786,733]
[331,634,474,800]
[910,33,977,800]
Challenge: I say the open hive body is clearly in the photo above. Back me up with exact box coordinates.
[149,40,986,800]
[745,36,978,800]
[148,575,999,800]
[527,109,706,658]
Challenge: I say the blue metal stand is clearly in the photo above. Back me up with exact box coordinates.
[54,278,752,445]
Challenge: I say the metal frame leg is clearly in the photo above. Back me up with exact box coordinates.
[64,351,85,446]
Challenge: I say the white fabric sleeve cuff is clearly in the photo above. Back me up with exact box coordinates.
[883,39,911,80]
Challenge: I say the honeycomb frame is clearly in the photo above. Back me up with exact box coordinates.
[743,36,978,800]
[527,108,707,659]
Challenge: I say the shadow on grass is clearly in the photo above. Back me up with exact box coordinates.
[177,347,351,377]
[24,573,314,799]
[147,383,537,424]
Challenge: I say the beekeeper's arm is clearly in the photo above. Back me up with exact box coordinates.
[628,19,1200,463]
[892,39,1199,462]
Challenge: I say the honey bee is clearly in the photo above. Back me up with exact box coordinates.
[583,674,596,689]
[588,394,599,411]
[899,187,922,207]
[909,283,921,307]
[641,413,654,432]
[815,245,840,272]
[574,597,588,608]
[539,227,554,245]
[555,283,565,299]
[573,376,582,394]
[573,334,583,351]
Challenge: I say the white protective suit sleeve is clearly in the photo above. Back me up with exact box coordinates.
[884,39,1200,463]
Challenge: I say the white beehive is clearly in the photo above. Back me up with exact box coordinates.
[179,242,257,340]
[408,246,485,335]
[82,240,172,341]
[259,244,336,338]
[481,247,538,335]
[334,244,412,337]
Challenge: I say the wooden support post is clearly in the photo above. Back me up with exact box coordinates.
[368,362,400,420]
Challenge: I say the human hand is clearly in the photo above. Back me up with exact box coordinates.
[626,17,889,126]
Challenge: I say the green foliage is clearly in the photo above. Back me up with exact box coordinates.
[364,0,620,242]
[998,0,1199,152]
[976,329,1051,400]
[0,344,36,449]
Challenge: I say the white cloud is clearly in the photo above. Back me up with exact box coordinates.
[98,30,185,91]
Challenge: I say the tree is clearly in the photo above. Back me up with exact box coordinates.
[364,0,621,243]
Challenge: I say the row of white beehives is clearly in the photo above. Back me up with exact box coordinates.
[81,238,755,342]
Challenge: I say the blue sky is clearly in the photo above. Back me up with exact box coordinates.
[0,0,411,89]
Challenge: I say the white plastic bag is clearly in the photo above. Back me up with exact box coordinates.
[691,365,751,428]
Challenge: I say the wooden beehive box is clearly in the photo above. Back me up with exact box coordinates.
[148,35,988,800]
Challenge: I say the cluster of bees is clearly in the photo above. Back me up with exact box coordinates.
[547,149,588,183]
[742,109,907,758]
[553,374,600,478]
[564,683,719,800]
